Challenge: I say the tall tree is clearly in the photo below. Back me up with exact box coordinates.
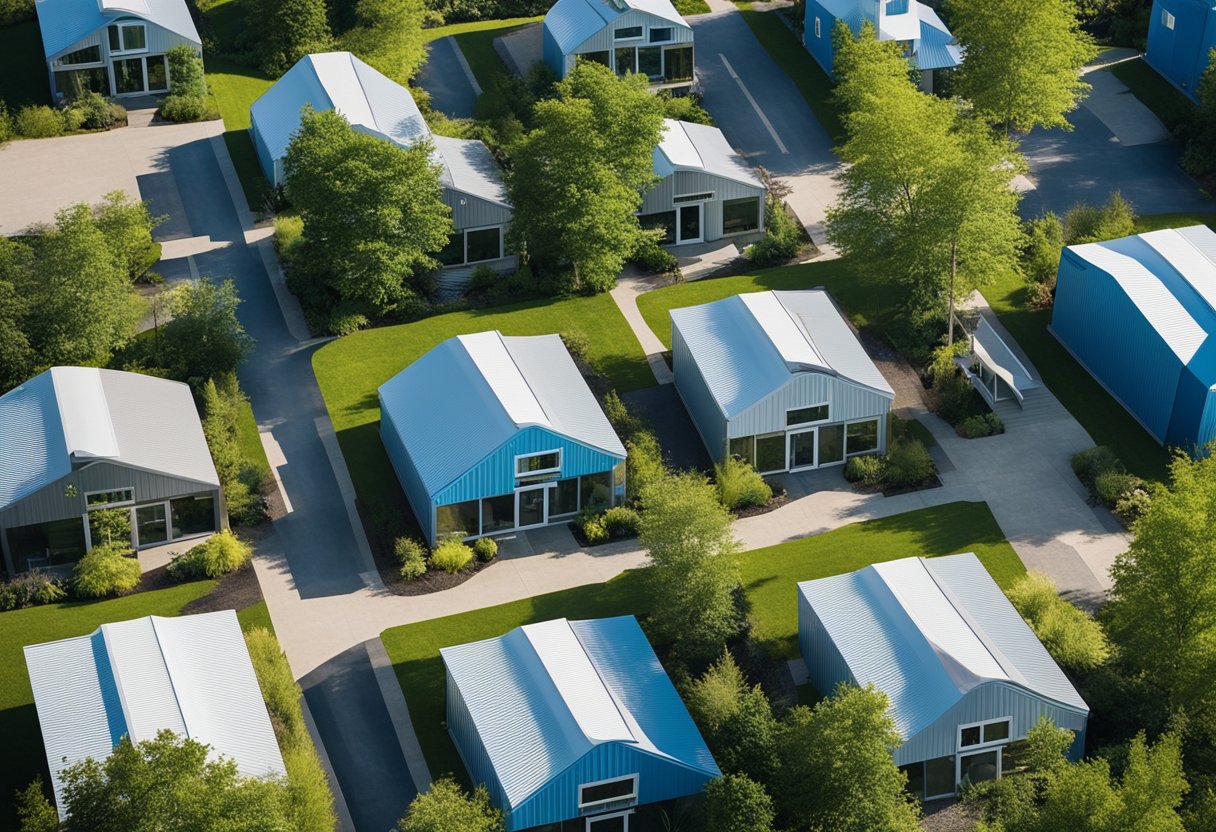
[637,471,741,665]
[397,777,503,832]
[92,190,163,281]
[251,0,332,76]
[948,0,1098,134]
[685,651,779,785]
[774,684,920,832]
[0,239,34,392]
[1107,452,1216,718]
[161,277,254,384]
[284,107,451,323]
[338,0,428,85]
[705,774,776,832]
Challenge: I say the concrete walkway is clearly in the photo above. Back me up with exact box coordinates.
[610,271,675,384]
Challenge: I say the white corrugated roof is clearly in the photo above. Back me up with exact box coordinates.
[670,290,893,418]
[0,368,219,512]
[879,0,922,40]
[24,611,286,818]
[799,554,1088,743]
[545,0,689,54]
[35,0,199,60]
[653,119,764,188]
[378,332,625,498]
[432,135,510,208]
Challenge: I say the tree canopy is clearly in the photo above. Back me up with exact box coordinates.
[686,651,779,785]
[250,0,332,76]
[396,777,503,832]
[160,277,254,385]
[337,0,428,85]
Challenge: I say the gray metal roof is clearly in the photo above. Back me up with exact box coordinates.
[378,331,625,498]
[798,554,1088,743]
[653,119,763,189]
[441,616,719,809]
[669,290,894,418]
[0,367,219,512]
[433,135,510,208]
[24,610,286,817]
[35,0,199,60]
[544,0,690,54]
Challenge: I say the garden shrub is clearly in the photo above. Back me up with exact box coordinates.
[201,376,266,525]
[1023,212,1064,287]
[602,505,641,538]
[166,45,207,98]
[472,536,498,563]
[706,774,775,832]
[273,214,305,259]
[73,91,117,130]
[1071,445,1120,489]
[956,412,1005,439]
[161,94,212,123]
[1114,487,1152,526]
[1063,191,1136,245]
[467,264,500,295]
[844,453,884,487]
[73,542,141,598]
[560,329,591,363]
[745,196,805,266]
[168,530,251,580]
[576,509,609,545]
[631,233,680,274]
[431,538,473,573]
[883,437,935,488]
[659,90,713,125]
[0,101,11,146]
[60,105,86,132]
[1006,572,1111,671]
[715,456,773,511]
[601,389,639,435]
[626,430,666,507]
[1094,469,1141,507]
[0,572,67,611]
[15,105,64,138]
[396,539,427,581]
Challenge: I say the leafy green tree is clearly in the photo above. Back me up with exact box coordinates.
[0,263,34,392]
[705,774,775,832]
[396,777,503,832]
[164,46,206,98]
[1108,452,1216,718]
[1007,572,1111,671]
[339,0,428,85]
[284,107,451,322]
[948,0,1098,134]
[58,730,293,832]
[1023,212,1064,286]
[638,471,741,665]
[685,651,778,784]
[251,0,332,76]
[774,684,920,832]
[15,777,59,832]
[1063,191,1136,245]
[92,191,163,280]
[161,278,253,383]
[200,375,266,525]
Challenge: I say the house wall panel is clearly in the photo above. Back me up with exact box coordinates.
[571,9,693,56]
[446,191,513,231]
[728,373,892,440]
[445,671,512,814]
[672,323,728,461]
[640,171,765,244]
[798,590,856,698]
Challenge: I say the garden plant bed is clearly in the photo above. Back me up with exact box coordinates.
[180,560,263,617]
[878,473,943,498]
[568,525,638,548]
[733,488,789,519]
[355,501,498,596]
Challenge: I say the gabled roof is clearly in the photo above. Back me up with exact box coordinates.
[544,0,690,55]
[432,135,511,208]
[799,554,1089,743]
[441,616,719,809]
[24,611,286,817]
[35,0,199,60]
[1064,225,1216,366]
[817,0,960,71]
[378,331,625,498]
[0,368,219,513]
[670,290,894,418]
[913,4,963,71]
[653,119,764,189]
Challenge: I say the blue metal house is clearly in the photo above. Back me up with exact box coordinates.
[543,0,694,92]
[670,290,894,474]
[1146,0,1216,102]
[798,554,1089,802]
[804,0,961,92]
[379,331,626,545]
[1051,225,1216,454]
[442,616,721,831]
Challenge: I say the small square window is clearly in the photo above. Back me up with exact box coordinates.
[579,776,637,809]
[960,725,981,747]
[1162,9,1175,29]
[650,27,673,43]
[983,721,1010,743]
[615,25,643,40]
[787,405,829,426]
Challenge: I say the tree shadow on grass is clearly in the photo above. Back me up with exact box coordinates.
[0,703,47,832]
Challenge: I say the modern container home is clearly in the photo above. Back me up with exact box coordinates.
[442,616,720,831]
[670,289,894,474]
[1145,0,1216,102]
[379,331,626,545]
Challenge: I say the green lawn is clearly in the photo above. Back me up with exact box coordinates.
[0,20,50,108]
[0,580,217,831]
[313,294,653,542]
[1108,57,1193,133]
[737,7,843,142]
[381,501,1023,783]
[206,56,275,211]
[637,258,886,349]
[235,397,273,485]
[421,17,543,94]
[237,599,275,634]
[674,0,712,12]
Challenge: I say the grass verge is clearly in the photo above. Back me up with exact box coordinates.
[235,397,273,485]
[0,20,51,108]
[207,56,275,212]
[380,501,1023,783]
[1107,57,1193,133]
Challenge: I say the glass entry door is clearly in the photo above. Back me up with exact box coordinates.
[135,503,169,547]
[677,204,703,244]
[958,749,1000,789]
[788,428,817,471]
[114,57,145,94]
[516,486,547,529]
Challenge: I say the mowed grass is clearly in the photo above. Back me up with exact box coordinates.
[235,397,273,484]
[637,258,889,349]
[1108,57,1193,133]
[0,20,50,108]
[0,581,217,831]
[381,501,1023,783]
[206,56,275,211]
[313,294,654,540]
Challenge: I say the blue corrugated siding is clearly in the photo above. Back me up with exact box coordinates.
[672,324,729,462]
[379,403,436,543]
[251,120,276,186]
[508,741,716,831]
[798,590,856,699]
[446,671,511,812]
[1051,252,1184,443]
[1197,386,1216,454]
[803,0,837,75]
[1146,0,1216,102]
[542,23,566,79]
[431,426,621,508]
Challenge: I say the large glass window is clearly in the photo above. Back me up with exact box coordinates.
[959,750,1000,789]
[587,815,627,832]
[437,232,463,266]
[787,405,829,427]
[436,500,479,538]
[614,25,643,40]
[115,57,145,94]
[516,451,561,478]
[755,432,785,473]
[108,23,146,53]
[466,227,502,263]
[638,211,675,244]
[88,507,131,548]
[846,420,879,455]
[638,46,662,78]
[481,494,515,533]
[664,46,693,82]
[900,762,925,800]
[550,478,579,517]
[56,67,110,97]
[581,50,611,66]
[147,55,168,91]
[7,518,87,572]
[961,718,1011,749]
[56,45,102,66]
[924,756,955,798]
[615,47,636,76]
[135,503,168,547]
[579,775,637,808]
[728,436,754,466]
[580,472,612,512]
[818,424,844,465]
[650,27,673,42]
[722,197,761,234]
[171,496,216,538]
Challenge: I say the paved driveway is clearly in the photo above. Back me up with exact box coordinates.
[416,36,480,118]
[688,10,841,244]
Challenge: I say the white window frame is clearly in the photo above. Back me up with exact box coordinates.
[84,487,135,510]
[957,717,1012,751]
[1162,9,1175,29]
[578,774,639,811]
[463,224,505,265]
[53,44,105,69]
[673,191,714,204]
[844,417,881,457]
[515,449,563,479]
[614,25,645,41]
[649,26,673,43]
[108,22,148,55]
[786,403,831,428]
[814,15,822,38]
[586,809,633,831]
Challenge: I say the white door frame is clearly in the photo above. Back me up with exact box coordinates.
[786,426,818,472]
[514,483,550,530]
[955,746,1004,791]
[676,202,704,244]
[585,809,632,831]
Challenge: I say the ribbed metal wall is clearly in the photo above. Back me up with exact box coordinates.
[446,672,512,814]
[50,21,197,97]
[728,373,892,440]
[1145,0,1216,102]
[1052,251,1184,443]
[379,406,437,543]
[639,171,764,244]
[798,589,856,699]
[893,682,1089,766]
[446,192,512,233]
[803,1,834,75]
[431,426,621,508]
[571,9,693,56]
[0,461,219,529]
[672,324,729,461]
[1197,385,1216,453]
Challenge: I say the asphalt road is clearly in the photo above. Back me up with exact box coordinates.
[416,36,479,119]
